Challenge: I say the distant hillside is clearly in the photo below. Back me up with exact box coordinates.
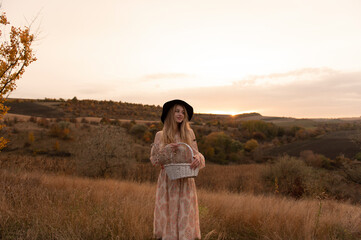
[268,130,361,159]
[4,100,65,118]
[3,98,220,122]
[4,98,360,128]
[4,98,256,122]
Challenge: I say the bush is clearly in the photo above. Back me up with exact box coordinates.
[100,117,111,124]
[121,121,134,132]
[75,126,135,178]
[133,144,151,162]
[81,118,89,123]
[252,131,266,141]
[355,152,361,161]
[28,131,35,145]
[244,139,258,152]
[29,116,37,123]
[343,163,361,184]
[241,120,281,139]
[37,118,50,128]
[49,122,72,140]
[262,155,323,198]
[129,124,148,139]
[299,150,334,169]
[142,131,153,143]
[200,132,242,164]
[110,119,121,126]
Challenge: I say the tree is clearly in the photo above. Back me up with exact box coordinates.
[0,11,37,150]
[75,125,135,178]
[202,131,242,164]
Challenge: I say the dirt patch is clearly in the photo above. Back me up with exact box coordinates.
[269,130,361,159]
[5,101,65,118]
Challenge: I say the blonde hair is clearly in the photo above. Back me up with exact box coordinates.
[162,104,192,145]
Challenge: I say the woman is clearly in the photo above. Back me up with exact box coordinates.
[150,99,205,240]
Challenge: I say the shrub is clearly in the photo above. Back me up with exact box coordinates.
[201,132,242,164]
[355,152,361,161]
[244,139,258,152]
[129,124,148,139]
[121,121,134,132]
[295,129,308,140]
[28,131,35,145]
[252,131,266,141]
[81,118,89,123]
[133,144,151,162]
[343,163,361,184]
[240,120,281,139]
[29,116,37,123]
[262,155,323,198]
[37,118,50,128]
[299,150,334,169]
[70,118,77,123]
[148,123,162,137]
[100,117,111,124]
[110,119,121,126]
[74,126,134,178]
[49,122,72,140]
[142,131,153,143]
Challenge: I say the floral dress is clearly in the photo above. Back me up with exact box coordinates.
[150,130,205,240]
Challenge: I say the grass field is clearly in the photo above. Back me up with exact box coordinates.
[2,99,361,239]
[1,169,361,240]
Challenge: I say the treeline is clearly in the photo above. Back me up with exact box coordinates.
[6,98,240,122]
[61,97,162,120]
[60,97,254,123]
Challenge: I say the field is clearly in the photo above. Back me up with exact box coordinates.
[1,98,361,239]
[1,170,361,240]
[269,130,361,159]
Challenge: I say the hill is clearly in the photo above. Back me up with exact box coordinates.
[4,98,234,122]
[3,98,361,162]
[4,100,65,118]
[268,130,361,159]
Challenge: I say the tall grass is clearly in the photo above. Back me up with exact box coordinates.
[1,170,360,239]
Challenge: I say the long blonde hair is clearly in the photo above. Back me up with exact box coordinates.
[162,104,192,145]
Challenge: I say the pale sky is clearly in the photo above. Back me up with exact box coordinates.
[3,0,361,118]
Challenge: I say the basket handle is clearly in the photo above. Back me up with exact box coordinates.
[176,142,194,159]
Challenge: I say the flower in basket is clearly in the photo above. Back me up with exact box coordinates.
[163,143,193,164]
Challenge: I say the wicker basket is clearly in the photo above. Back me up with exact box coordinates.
[164,163,199,180]
[164,143,199,180]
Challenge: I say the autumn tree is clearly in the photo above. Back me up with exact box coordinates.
[0,11,36,150]
[75,125,134,178]
[201,131,242,164]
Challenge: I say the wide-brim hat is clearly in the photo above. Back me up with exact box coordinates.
[161,99,193,123]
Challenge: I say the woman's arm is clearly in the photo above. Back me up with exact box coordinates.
[189,129,205,169]
[150,131,164,167]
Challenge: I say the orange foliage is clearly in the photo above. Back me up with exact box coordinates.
[0,11,36,150]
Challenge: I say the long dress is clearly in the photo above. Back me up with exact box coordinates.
[150,130,205,240]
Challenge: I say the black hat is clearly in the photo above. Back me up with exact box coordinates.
[161,99,193,123]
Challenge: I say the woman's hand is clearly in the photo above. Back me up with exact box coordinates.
[169,143,178,149]
[190,154,201,169]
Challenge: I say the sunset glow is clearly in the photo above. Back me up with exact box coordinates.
[201,110,260,117]
[3,0,361,118]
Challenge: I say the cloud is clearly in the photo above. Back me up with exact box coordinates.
[154,68,361,118]
[92,68,360,118]
[234,67,339,86]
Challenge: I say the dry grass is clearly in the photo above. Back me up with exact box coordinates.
[0,154,75,174]
[196,163,265,194]
[1,170,360,240]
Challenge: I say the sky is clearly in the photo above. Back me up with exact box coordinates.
[3,0,361,118]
